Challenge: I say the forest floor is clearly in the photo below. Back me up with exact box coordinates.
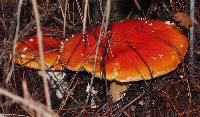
[0,0,200,116]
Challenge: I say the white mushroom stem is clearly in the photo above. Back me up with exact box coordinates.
[109,81,129,102]
[38,71,67,99]
[48,71,67,99]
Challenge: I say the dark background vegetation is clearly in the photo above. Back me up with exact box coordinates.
[0,0,200,116]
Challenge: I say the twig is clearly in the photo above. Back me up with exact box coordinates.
[186,78,192,113]
[0,88,58,117]
[133,0,144,16]
[0,0,7,71]
[45,0,49,10]
[58,0,69,38]
[75,0,83,20]
[82,0,89,35]
[31,0,52,110]
[85,0,111,105]
[116,91,146,117]
[79,0,112,116]
[22,80,31,99]
[134,0,141,11]
[189,0,196,63]
[188,0,196,114]
[162,91,181,117]
[57,80,79,115]
[104,0,111,33]
[6,0,23,82]
[63,0,69,38]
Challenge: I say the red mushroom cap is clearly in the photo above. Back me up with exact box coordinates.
[60,19,188,82]
[15,37,62,70]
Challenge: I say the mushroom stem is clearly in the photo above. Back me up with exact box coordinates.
[48,71,67,99]
[110,81,128,102]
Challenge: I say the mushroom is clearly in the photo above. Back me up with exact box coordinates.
[15,19,188,101]
[15,37,67,98]
[15,37,62,70]
[60,19,188,82]
[60,19,188,101]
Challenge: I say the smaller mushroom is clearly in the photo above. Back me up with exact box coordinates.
[15,37,62,70]
[15,37,66,98]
